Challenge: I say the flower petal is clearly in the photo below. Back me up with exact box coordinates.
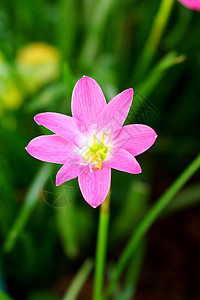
[114,124,157,156]
[71,76,107,124]
[26,134,76,164]
[97,89,133,139]
[56,157,86,186]
[105,148,141,174]
[34,112,86,147]
[78,167,111,208]
[178,0,200,11]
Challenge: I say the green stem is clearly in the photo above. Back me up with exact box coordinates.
[131,0,175,83]
[105,154,200,298]
[93,189,111,300]
[63,258,94,300]
[3,164,54,252]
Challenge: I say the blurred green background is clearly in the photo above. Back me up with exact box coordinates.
[0,0,200,299]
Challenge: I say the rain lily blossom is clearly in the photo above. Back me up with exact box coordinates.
[26,76,157,208]
[177,0,200,10]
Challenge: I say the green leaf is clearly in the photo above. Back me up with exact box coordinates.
[62,63,75,100]
[57,0,76,60]
[111,181,150,245]
[79,0,117,69]
[55,183,94,259]
[62,258,93,300]
[26,82,66,112]
[55,184,79,259]
[114,241,146,300]
[105,154,200,298]
[3,164,54,252]
[0,291,14,300]
[131,0,175,83]
[163,183,200,216]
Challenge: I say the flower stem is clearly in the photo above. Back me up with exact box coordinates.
[93,189,111,300]
[131,0,175,83]
[105,154,200,298]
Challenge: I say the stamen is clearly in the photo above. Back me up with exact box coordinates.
[94,161,102,170]
[93,135,96,149]
[84,133,112,172]
[81,156,96,172]
[102,133,107,147]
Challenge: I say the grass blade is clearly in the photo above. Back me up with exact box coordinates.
[3,164,54,252]
[62,258,93,300]
[0,291,14,300]
[105,154,200,298]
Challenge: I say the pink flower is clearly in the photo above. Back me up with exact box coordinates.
[177,0,200,10]
[26,76,157,208]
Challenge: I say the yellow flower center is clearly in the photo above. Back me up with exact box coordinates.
[85,133,112,170]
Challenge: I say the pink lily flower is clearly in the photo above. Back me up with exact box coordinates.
[177,0,200,10]
[26,76,157,208]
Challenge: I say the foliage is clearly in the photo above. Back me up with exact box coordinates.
[0,0,199,299]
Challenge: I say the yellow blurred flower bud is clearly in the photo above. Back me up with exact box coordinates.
[16,42,61,92]
[0,54,23,111]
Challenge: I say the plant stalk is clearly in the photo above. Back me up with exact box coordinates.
[93,189,111,300]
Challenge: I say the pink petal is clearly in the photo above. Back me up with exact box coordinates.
[78,167,111,208]
[97,89,133,139]
[26,135,76,164]
[34,112,86,147]
[71,76,107,124]
[56,157,86,186]
[105,148,141,174]
[114,124,157,156]
[178,0,200,11]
